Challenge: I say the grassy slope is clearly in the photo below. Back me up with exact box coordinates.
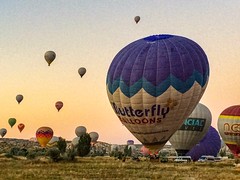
[0,156,239,180]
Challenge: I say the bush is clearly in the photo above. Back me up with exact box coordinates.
[7,147,28,156]
[26,150,37,159]
[65,148,76,161]
[47,148,61,162]
[9,147,21,156]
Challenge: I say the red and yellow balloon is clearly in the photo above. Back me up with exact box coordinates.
[218,105,240,157]
[36,127,54,147]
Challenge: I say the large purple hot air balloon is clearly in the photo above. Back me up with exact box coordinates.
[186,126,221,161]
[106,34,209,151]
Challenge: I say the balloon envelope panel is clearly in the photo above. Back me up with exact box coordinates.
[186,126,221,161]
[169,103,212,154]
[106,34,209,151]
[218,105,240,157]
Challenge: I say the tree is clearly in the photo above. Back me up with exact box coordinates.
[124,145,132,157]
[57,137,67,154]
[77,133,91,157]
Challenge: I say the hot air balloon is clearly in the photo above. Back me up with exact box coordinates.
[140,146,158,156]
[218,105,240,158]
[36,127,54,147]
[0,128,7,138]
[89,132,99,144]
[72,137,80,147]
[18,123,25,132]
[47,136,59,147]
[44,51,56,66]
[55,101,63,112]
[127,140,134,145]
[75,126,87,137]
[106,34,209,152]
[134,16,140,23]
[78,67,86,78]
[186,126,221,161]
[16,94,23,104]
[8,118,16,128]
[169,103,212,155]
[128,144,137,155]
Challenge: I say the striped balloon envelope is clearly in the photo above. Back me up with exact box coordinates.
[218,105,240,157]
[36,127,54,147]
[106,34,209,151]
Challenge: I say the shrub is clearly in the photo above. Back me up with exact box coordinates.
[9,147,21,156]
[65,148,76,161]
[47,148,61,162]
[26,150,37,160]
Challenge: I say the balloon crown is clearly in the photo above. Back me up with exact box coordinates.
[144,34,174,41]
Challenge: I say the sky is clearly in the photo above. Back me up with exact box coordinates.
[0,0,240,145]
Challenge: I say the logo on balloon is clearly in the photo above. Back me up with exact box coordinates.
[179,118,206,132]
[112,103,170,125]
[223,123,240,136]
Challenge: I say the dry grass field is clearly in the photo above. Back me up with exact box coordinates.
[0,156,239,180]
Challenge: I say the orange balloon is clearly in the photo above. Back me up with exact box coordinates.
[36,127,54,147]
[55,101,63,112]
[18,123,25,132]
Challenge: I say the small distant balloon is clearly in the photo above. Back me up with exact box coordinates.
[0,128,7,138]
[75,126,87,137]
[47,136,59,147]
[18,123,25,132]
[8,118,16,128]
[127,140,134,145]
[44,51,56,66]
[36,127,54,147]
[16,94,24,104]
[78,67,86,78]
[134,16,140,23]
[55,101,63,112]
[71,137,80,147]
[89,132,99,143]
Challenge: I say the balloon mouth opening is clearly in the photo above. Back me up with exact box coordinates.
[144,34,174,42]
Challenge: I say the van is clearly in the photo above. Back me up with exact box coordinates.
[198,155,215,162]
[174,156,192,163]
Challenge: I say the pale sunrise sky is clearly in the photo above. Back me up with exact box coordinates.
[0,0,240,144]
